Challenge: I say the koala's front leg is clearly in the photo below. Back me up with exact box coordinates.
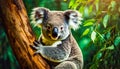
[32,40,71,62]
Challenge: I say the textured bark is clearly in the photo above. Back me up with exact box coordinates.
[0,0,50,69]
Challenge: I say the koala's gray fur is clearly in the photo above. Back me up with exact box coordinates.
[31,7,83,69]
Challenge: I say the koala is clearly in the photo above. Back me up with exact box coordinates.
[31,7,83,69]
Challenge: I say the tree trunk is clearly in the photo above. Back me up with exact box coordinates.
[0,0,50,69]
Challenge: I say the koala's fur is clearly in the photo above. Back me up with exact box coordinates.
[31,7,83,69]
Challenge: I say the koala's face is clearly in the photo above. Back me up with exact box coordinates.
[31,7,82,41]
[41,11,70,41]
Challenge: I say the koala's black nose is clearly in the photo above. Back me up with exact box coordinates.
[52,27,58,38]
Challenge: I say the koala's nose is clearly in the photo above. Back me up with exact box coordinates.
[52,27,58,38]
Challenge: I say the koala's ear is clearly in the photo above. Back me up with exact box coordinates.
[64,10,82,30]
[31,7,49,27]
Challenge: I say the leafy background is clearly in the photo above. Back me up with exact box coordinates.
[0,0,120,69]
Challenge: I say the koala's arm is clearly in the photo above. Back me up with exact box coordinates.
[32,41,71,62]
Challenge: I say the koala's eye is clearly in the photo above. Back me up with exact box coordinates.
[60,26,63,30]
[46,25,51,30]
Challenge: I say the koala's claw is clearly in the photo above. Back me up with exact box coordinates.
[33,40,39,46]
[35,40,40,44]
[34,50,41,54]
[30,40,42,51]
[31,45,41,55]
[32,45,41,50]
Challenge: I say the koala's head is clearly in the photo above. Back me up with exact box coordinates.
[31,7,82,41]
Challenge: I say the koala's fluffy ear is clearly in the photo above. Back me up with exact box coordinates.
[64,10,82,30]
[31,7,49,27]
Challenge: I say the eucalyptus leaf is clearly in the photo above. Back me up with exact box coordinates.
[89,5,93,14]
[111,1,116,8]
[97,52,102,60]
[81,28,90,37]
[84,19,95,24]
[106,32,111,39]
[83,22,93,26]
[109,1,116,11]
[106,45,114,50]
[114,36,120,46]
[84,7,89,17]
[91,31,96,42]
[103,14,110,28]
[95,0,99,11]
[79,6,84,14]
[69,0,74,8]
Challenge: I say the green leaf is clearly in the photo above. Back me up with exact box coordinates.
[8,50,14,62]
[84,19,95,23]
[97,52,102,60]
[108,1,116,11]
[114,36,120,46]
[96,31,106,41]
[72,2,80,10]
[89,5,93,14]
[83,19,95,26]
[103,14,110,28]
[83,22,93,26]
[79,6,84,14]
[69,0,75,8]
[111,1,116,8]
[81,28,90,37]
[91,31,96,42]
[106,32,111,39]
[106,45,114,50]
[95,0,99,11]
[84,7,89,17]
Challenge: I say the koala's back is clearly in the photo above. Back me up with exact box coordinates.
[64,34,83,69]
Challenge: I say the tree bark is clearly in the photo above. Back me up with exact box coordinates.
[0,0,50,69]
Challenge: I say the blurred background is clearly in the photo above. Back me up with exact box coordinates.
[0,0,120,69]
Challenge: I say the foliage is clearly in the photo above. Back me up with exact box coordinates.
[69,0,120,68]
[0,0,120,69]
[0,24,20,69]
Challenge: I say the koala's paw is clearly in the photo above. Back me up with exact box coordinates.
[31,40,42,54]
[33,40,41,46]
